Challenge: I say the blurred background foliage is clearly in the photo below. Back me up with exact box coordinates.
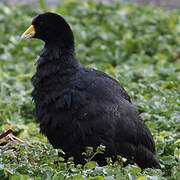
[0,0,179,179]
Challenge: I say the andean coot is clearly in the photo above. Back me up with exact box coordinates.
[21,12,160,169]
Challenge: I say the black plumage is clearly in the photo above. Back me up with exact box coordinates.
[22,12,160,169]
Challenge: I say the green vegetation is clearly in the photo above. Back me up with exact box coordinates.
[0,1,179,179]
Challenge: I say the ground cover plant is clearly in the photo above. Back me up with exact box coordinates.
[0,0,179,179]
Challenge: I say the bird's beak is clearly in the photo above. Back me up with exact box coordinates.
[21,25,35,40]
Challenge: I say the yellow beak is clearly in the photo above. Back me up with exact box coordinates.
[21,25,35,40]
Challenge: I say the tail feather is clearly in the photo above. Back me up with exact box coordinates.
[135,145,161,169]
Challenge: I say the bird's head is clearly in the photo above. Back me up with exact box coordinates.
[21,12,74,49]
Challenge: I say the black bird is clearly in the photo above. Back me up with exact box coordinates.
[21,12,160,169]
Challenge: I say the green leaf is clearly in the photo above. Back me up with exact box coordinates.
[84,161,97,170]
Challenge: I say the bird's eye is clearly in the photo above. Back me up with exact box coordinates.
[39,21,44,26]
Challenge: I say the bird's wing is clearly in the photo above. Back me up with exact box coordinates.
[113,99,156,153]
[70,69,155,153]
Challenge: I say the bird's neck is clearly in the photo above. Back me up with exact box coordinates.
[32,43,80,86]
[35,42,80,68]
